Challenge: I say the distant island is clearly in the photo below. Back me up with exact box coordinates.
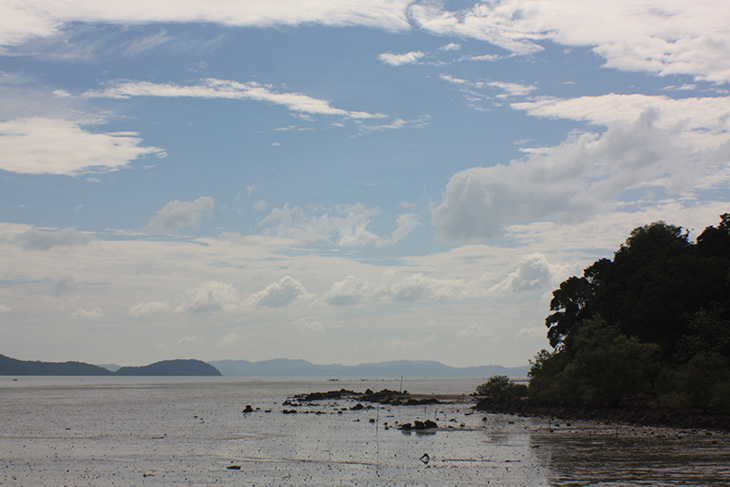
[209,358,529,378]
[0,354,221,376]
[0,353,527,378]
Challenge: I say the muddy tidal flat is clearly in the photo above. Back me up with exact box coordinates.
[1,377,729,486]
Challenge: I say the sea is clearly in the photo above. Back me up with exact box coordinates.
[1,376,728,486]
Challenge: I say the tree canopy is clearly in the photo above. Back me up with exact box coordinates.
[530,214,730,411]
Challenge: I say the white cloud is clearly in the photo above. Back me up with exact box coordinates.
[323,276,370,306]
[70,307,104,319]
[218,333,241,346]
[144,196,214,233]
[440,74,537,103]
[455,324,484,340]
[129,301,169,317]
[249,276,306,308]
[377,273,468,302]
[302,321,325,332]
[0,1,412,49]
[432,107,720,240]
[2,1,728,84]
[84,79,386,120]
[378,50,425,66]
[511,94,730,149]
[176,281,238,313]
[412,1,730,84]
[178,335,199,345]
[515,326,546,340]
[0,118,165,175]
[259,203,419,247]
[410,2,546,55]
[489,253,561,293]
[357,115,431,134]
[439,42,461,51]
[0,304,11,313]
[13,227,92,250]
[254,200,268,212]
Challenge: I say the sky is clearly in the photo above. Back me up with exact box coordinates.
[1,0,729,368]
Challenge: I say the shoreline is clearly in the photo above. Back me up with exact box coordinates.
[474,397,730,432]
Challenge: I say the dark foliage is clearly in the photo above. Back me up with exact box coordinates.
[0,354,113,375]
[115,359,221,376]
[531,214,730,412]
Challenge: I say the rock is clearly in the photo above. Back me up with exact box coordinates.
[226,465,241,470]
[242,405,254,413]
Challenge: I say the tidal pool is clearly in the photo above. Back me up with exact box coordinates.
[1,377,728,486]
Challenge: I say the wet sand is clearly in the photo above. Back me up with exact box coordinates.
[1,378,728,486]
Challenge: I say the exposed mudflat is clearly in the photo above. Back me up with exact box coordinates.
[1,377,728,486]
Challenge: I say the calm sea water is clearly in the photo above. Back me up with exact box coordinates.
[1,376,728,486]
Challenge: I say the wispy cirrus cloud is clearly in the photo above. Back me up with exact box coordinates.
[82,78,386,120]
[412,0,730,84]
[0,1,412,49]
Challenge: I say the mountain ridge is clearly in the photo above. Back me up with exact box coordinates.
[210,358,529,378]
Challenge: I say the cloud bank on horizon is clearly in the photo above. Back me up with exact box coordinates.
[0,0,728,367]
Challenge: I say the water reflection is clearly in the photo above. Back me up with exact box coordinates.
[529,420,730,486]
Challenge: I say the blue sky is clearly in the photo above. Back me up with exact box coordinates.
[1,1,729,367]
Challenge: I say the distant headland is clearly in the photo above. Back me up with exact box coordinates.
[0,353,528,378]
[0,354,221,376]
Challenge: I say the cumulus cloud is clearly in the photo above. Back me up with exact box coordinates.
[455,324,485,340]
[84,78,386,120]
[176,281,238,313]
[249,276,306,308]
[489,253,560,293]
[13,227,92,250]
[512,94,730,150]
[377,273,468,302]
[70,307,104,319]
[378,50,425,66]
[144,196,214,233]
[129,301,169,317]
[259,203,419,247]
[432,108,712,240]
[0,118,165,175]
[323,276,370,306]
